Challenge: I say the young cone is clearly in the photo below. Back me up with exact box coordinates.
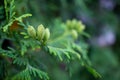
[37,24,45,40]
[71,29,78,39]
[27,26,36,38]
[77,21,85,33]
[43,28,50,41]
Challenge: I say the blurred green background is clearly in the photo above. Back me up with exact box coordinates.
[1,0,120,80]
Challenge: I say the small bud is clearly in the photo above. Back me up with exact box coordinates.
[27,26,36,38]
[66,20,72,29]
[77,21,85,33]
[43,28,50,41]
[71,29,78,39]
[66,19,78,29]
[71,19,77,28]
[37,24,45,40]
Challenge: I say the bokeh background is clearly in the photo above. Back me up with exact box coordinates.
[1,0,120,80]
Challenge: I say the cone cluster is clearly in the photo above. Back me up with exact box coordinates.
[66,19,85,33]
[66,19,85,39]
[27,24,50,43]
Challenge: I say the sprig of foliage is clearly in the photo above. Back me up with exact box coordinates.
[3,0,32,32]
[2,13,32,32]
[48,46,81,61]
[4,0,15,22]
[4,0,8,21]
[12,64,49,80]
[13,57,28,66]
[0,0,101,80]
[0,47,16,58]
